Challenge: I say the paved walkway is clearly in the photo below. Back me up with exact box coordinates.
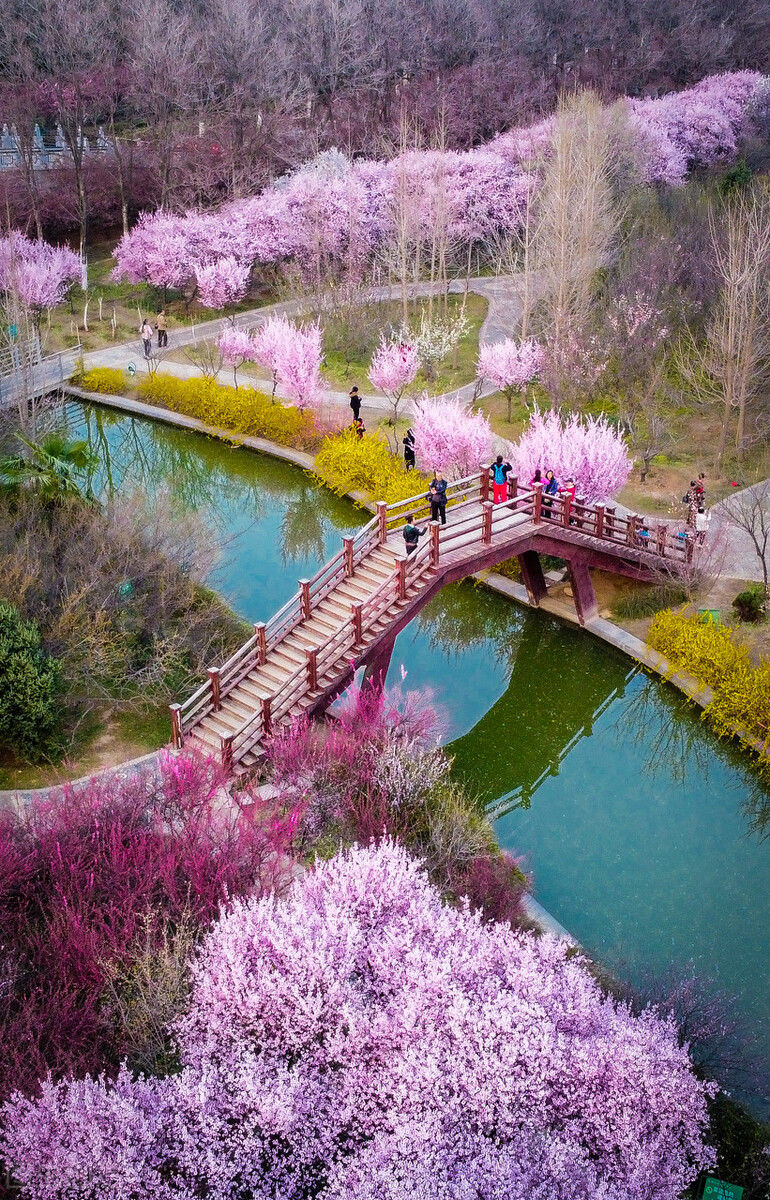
[78,273,529,419]
[710,481,770,583]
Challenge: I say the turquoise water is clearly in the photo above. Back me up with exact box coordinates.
[66,400,770,1110]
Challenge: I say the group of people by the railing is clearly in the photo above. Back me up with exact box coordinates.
[684,473,711,545]
[525,466,576,518]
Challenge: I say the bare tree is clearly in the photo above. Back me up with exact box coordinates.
[682,185,770,466]
[531,90,620,406]
[718,479,770,601]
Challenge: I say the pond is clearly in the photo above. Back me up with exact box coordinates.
[65,398,770,1113]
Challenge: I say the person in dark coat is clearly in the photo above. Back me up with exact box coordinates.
[402,514,426,555]
[429,472,448,524]
[349,386,361,421]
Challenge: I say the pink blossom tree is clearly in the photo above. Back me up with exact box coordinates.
[273,320,326,410]
[510,407,632,503]
[194,256,250,310]
[1,841,714,1200]
[0,234,80,324]
[412,397,494,479]
[368,337,419,446]
[477,338,545,422]
[251,314,296,401]
[217,326,257,389]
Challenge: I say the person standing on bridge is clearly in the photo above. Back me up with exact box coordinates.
[489,455,513,504]
[402,514,426,555]
[349,385,361,421]
[542,469,558,518]
[429,472,448,524]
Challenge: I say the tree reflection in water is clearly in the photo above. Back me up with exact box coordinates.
[617,672,770,842]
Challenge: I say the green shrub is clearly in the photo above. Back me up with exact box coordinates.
[0,599,62,762]
[137,375,329,452]
[72,366,127,395]
[732,585,766,623]
[313,428,430,505]
[613,583,689,620]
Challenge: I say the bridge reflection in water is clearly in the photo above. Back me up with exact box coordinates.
[447,611,634,815]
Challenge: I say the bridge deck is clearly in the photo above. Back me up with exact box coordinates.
[172,473,696,770]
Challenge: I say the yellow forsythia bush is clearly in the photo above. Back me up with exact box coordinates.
[137,375,328,452]
[313,429,430,505]
[647,610,770,756]
[72,366,127,395]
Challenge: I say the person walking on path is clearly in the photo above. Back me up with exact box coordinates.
[695,505,711,545]
[695,472,706,503]
[429,472,448,525]
[489,455,513,504]
[403,428,416,471]
[402,514,426,556]
[140,318,154,359]
[542,469,558,518]
[155,310,168,349]
[349,386,361,421]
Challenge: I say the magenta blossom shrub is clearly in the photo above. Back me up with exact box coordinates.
[412,396,493,478]
[2,841,714,1200]
[0,749,299,1104]
[511,407,632,503]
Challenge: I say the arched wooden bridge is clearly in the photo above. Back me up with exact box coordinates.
[171,473,696,771]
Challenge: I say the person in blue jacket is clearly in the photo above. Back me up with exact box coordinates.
[542,469,558,518]
[489,455,513,504]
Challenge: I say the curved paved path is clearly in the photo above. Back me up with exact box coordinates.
[80,273,530,417]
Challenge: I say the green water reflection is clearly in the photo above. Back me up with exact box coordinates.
[65,400,770,1110]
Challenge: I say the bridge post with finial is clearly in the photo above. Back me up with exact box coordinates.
[377,501,388,544]
[430,520,440,567]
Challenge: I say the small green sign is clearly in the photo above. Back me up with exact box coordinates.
[127,362,136,377]
[118,580,134,597]
[703,1178,744,1200]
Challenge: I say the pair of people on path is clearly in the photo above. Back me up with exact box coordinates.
[140,311,168,357]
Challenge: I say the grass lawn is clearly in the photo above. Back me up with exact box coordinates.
[0,702,170,791]
[476,388,532,443]
[321,293,488,394]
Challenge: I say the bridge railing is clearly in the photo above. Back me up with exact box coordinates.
[172,470,697,749]
[218,532,437,766]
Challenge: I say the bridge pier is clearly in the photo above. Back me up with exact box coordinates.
[362,632,396,692]
[566,559,598,625]
[518,550,548,606]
